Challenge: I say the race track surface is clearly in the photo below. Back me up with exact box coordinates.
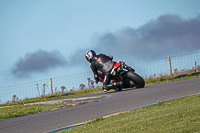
[0,78,199,133]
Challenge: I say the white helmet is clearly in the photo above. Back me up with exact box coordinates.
[85,50,96,63]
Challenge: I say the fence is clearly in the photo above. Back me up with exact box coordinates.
[0,52,200,104]
[0,72,94,104]
[130,52,200,78]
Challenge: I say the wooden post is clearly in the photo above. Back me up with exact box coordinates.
[49,78,53,95]
[168,56,172,76]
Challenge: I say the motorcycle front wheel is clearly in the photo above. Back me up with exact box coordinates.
[124,71,145,88]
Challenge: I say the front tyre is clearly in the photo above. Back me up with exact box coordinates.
[125,71,145,88]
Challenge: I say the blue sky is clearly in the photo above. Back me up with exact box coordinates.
[0,0,200,87]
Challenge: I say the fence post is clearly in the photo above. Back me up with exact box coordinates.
[49,78,53,95]
[168,56,172,76]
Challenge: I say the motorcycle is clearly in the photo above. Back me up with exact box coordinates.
[98,61,145,91]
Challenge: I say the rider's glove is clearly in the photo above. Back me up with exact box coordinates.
[128,67,135,72]
[121,62,125,67]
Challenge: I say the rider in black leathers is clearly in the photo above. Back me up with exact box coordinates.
[85,50,134,92]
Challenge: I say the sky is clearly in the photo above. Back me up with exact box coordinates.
[0,0,200,87]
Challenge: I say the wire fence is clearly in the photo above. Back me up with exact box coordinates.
[130,52,200,78]
[0,52,200,104]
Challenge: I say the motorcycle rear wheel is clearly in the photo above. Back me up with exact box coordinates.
[125,71,145,88]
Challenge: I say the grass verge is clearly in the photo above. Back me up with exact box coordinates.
[0,104,59,120]
[60,94,200,133]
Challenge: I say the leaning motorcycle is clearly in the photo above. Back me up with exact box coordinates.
[98,61,145,91]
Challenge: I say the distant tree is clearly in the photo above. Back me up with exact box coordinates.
[43,84,46,96]
[87,78,91,88]
[61,86,66,93]
[90,80,94,89]
[87,78,94,89]
[174,69,178,74]
[36,84,40,96]
[70,87,75,92]
[80,84,85,90]
[12,95,17,102]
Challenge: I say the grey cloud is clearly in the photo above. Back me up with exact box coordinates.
[94,14,200,61]
[11,50,67,78]
[14,14,200,77]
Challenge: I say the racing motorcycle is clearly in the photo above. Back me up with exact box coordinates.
[98,61,145,91]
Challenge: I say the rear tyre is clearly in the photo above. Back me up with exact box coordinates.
[125,71,145,88]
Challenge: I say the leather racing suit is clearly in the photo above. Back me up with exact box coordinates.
[90,54,115,91]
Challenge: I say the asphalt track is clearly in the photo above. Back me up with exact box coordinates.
[0,78,200,133]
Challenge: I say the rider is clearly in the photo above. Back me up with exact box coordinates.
[85,50,134,92]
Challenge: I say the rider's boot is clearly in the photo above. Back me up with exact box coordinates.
[103,81,123,92]
[103,84,114,92]
[103,74,113,92]
[118,81,124,91]
[112,81,124,91]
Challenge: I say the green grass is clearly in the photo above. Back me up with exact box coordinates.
[144,71,200,85]
[60,94,200,133]
[0,104,59,120]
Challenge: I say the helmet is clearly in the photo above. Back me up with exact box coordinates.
[85,50,96,63]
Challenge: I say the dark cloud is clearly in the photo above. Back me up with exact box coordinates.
[11,50,67,78]
[66,14,200,67]
[94,14,200,62]
[68,48,88,65]
[12,14,200,78]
